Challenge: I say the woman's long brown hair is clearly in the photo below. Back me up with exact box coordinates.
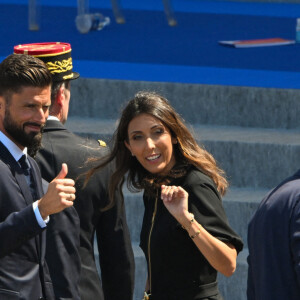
[85,91,228,203]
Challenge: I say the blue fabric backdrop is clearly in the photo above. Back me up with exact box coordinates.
[1,0,300,88]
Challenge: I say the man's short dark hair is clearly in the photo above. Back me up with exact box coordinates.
[0,54,52,100]
[51,80,70,103]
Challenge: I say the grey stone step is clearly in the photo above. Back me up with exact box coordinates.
[71,78,300,129]
[192,124,300,188]
[222,187,267,248]
[66,117,300,189]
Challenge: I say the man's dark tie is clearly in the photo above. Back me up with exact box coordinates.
[18,155,37,199]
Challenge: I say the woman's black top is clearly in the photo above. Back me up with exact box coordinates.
[140,165,243,300]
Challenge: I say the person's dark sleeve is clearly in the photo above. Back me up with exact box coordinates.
[0,205,44,258]
[45,207,81,300]
[96,185,135,300]
[185,178,244,253]
[290,197,300,285]
[247,252,256,300]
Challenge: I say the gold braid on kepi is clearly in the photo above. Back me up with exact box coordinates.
[13,42,80,82]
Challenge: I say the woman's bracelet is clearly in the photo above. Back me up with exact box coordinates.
[143,291,151,300]
[181,212,194,230]
[190,231,201,239]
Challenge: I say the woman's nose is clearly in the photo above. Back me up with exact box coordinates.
[145,137,155,149]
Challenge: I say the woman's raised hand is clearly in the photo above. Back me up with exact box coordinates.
[161,185,189,220]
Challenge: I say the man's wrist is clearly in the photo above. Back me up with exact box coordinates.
[33,201,49,228]
[37,199,49,220]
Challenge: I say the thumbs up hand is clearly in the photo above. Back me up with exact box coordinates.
[55,162,68,179]
[38,163,76,220]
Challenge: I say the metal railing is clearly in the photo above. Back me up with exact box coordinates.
[28,0,177,32]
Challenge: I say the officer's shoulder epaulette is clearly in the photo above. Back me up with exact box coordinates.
[97,140,107,147]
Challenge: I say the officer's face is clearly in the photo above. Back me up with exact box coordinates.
[0,85,51,150]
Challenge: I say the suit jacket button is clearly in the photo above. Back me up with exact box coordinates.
[38,297,45,300]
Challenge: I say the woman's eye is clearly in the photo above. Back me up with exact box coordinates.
[133,135,142,140]
[155,128,164,134]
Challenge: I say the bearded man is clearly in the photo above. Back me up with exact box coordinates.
[0,53,76,300]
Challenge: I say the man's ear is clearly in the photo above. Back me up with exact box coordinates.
[0,96,5,117]
[0,96,6,129]
[56,85,65,107]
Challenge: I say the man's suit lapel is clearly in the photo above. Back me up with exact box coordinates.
[0,141,42,261]
[29,157,44,199]
[28,157,46,259]
[0,142,33,206]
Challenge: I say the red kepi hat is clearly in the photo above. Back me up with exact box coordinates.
[14,42,80,82]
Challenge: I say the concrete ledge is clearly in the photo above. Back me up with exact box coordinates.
[223,188,267,248]
[204,140,300,188]
[71,78,300,129]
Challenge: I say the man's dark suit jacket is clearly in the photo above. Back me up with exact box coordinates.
[247,169,300,300]
[0,141,55,300]
[35,120,135,300]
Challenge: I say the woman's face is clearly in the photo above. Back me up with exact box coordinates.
[125,113,177,175]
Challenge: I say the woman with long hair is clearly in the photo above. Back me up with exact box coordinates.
[86,91,243,300]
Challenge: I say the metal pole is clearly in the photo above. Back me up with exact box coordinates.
[162,0,177,26]
[77,0,89,16]
[28,0,40,31]
[110,0,126,24]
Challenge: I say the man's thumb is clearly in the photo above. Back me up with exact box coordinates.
[55,163,68,179]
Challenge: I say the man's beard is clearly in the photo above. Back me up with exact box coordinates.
[4,108,44,157]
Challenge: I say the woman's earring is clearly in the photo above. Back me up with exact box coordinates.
[131,152,135,156]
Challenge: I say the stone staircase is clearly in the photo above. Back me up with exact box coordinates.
[68,78,300,300]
